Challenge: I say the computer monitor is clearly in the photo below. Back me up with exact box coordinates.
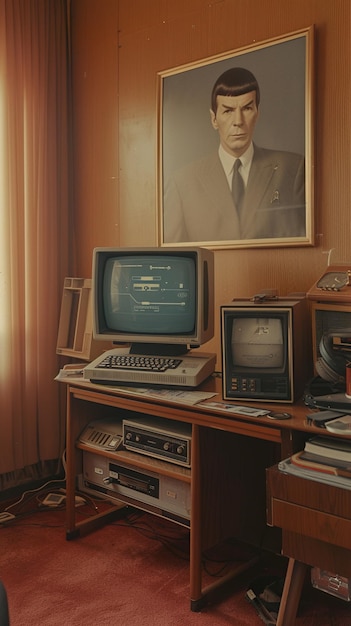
[221,298,312,403]
[92,246,214,353]
[83,247,216,388]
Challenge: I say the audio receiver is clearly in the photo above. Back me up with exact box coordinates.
[122,417,191,467]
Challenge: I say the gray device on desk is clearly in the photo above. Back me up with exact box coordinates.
[306,410,345,427]
[78,418,123,451]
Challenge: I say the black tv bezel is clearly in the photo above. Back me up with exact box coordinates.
[221,304,294,403]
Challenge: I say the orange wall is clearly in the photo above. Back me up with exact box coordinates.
[71,0,351,364]
[70,0,119,269]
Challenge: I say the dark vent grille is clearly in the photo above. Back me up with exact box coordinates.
[87,430,112,447]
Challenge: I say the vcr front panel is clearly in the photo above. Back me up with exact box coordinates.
[79,450,191,527]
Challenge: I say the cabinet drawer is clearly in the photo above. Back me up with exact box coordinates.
[266,465,351,548]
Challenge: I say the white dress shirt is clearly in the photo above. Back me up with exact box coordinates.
[218,143,254,189]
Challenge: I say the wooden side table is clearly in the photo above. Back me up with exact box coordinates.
[266,465,351,625]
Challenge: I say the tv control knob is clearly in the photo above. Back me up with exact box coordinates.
[176,445,185,455]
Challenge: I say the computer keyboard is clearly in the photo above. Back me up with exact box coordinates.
[96,353,182,373]
[84,348,216,387]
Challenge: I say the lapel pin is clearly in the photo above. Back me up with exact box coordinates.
[271,190,279,204]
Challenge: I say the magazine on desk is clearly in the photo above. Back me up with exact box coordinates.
[289,451,351,477]
[54,367,216,406]
[278,456,351,490]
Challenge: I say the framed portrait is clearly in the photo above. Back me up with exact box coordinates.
[157,27,314,249]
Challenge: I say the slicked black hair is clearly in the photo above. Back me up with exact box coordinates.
[211,67,260,113]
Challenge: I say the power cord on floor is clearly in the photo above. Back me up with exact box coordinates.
[0,449,96,526]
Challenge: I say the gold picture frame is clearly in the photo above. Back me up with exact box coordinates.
[157,26,314,249]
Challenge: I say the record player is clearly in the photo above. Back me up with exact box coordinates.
[304,265,351,412]
[304,376,351,413]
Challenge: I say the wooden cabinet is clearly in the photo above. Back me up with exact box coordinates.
[266,465,351,625]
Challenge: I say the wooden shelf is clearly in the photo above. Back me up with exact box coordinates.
[76,441,191,483]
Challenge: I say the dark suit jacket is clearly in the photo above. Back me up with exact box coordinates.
[163,145,305,243]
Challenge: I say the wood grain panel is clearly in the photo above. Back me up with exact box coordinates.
[70,0,120,275]
[282,531,351,578]
[266,465,351,519]
[271,499,351,548]
[71,0,351,367]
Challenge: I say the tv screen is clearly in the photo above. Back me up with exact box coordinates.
[221,299,312,403]
[231,317,285,370]
[92,246,214,353]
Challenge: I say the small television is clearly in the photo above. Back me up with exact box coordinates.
[83,246,216,388]
[221,298,312,403]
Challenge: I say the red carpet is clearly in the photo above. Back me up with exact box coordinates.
[1,505,350,625]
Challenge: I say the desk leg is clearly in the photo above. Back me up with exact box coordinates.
[190,424,203,611]
[65,386,77,537]
[277,558,308,626]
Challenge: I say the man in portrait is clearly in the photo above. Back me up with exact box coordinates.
[163,67,306,244]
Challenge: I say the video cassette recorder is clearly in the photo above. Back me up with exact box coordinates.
[79,451,190,527]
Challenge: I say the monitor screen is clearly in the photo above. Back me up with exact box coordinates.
[92,246,214,354]
[231,317,285,371]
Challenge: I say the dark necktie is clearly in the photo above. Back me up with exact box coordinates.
[232,159,244,214]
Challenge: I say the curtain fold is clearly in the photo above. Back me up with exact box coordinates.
[0,0,72,483]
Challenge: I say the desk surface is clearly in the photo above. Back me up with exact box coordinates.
[66,374,350,443]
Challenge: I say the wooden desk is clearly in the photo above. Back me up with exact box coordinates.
[63,375,332,612]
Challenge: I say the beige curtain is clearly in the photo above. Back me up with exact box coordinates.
[0,0,71,487]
